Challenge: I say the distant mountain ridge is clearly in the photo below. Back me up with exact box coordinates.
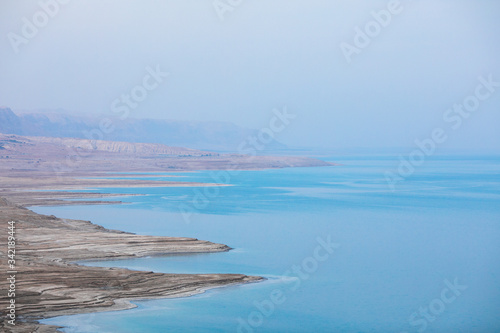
[0,107,287,152]
[0,132,212,156]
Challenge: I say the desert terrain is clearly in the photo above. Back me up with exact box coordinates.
[0,132,332,332]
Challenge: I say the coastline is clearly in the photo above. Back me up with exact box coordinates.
[0,138,334,332]
[0,196,263,332]
[40,277,265,331]
[0,174,232,207]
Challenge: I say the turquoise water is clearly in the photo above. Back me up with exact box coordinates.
[36,155,500,332]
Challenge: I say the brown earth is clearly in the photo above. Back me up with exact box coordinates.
[0,133,333,174]
[0,132,333,332]
[0,198,262,332]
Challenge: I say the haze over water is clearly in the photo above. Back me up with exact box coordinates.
[1,1,499,331]
[36,154,500,332]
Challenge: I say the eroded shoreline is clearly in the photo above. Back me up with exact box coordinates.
[0,139,333,332]
[0,179,262,332]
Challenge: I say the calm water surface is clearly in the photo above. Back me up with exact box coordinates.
[36,155,500,332]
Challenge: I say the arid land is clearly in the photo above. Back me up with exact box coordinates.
[0,133,333,332]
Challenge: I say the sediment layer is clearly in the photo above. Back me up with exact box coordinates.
[0,198,261,332]
[0,132,332,332]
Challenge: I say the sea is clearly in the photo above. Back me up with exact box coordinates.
[34,154,500,332]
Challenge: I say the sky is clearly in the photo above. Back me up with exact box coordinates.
[0,0,499,151]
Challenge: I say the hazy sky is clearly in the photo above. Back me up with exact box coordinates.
[1,0,499,151]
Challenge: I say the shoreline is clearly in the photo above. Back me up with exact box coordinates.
[38,277,265,332]
[40,275,266,329]
[0,195,263,333]
[0,145,334,332]
[0,174,232,207]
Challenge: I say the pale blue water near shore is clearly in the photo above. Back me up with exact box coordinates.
[35,155,500,332]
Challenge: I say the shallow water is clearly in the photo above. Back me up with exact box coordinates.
[36,155,500,332]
